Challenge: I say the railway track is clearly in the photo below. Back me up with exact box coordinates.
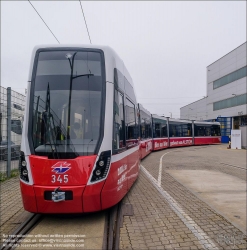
[0,213,42,250]
[1,201,133,250]
[103,201,133,250]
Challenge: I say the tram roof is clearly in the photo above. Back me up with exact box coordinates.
[29,44,134,88]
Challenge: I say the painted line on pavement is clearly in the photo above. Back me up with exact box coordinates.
[141,165,219,250]
[158,151,172,187]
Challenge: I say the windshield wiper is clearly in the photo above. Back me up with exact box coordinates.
[33,95,40,147]
[42,111,59,159]
[43,83,60,159]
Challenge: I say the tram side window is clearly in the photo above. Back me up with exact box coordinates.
[194,125,203,136]
[169,124,176,137]
[145,122,152,138]
[139,110,151,139]
[182,123,192,137]
[113,90,125,150]
[169,124,179,137]
[154,123,161,138]
[140,118,146,139]
[187,124,192,136]
[194,125,211,136]
[161,123,167,137]
[205,127,211,136]
[153,118,167,138]
[169,123,192,137]
[125,98,137,145]
[211,125,221,136]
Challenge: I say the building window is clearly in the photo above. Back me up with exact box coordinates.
[213,93,247,111]
[213,66,247,89]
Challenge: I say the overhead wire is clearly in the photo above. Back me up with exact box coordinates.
[28,0,60,44]
[79,0,92,44]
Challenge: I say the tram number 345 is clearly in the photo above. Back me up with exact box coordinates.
[51,175,69,183]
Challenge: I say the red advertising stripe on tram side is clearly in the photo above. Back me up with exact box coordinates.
[169,137,193,147]
[152,138,168,151]
[140,140,153,159]
[194,136,221,145]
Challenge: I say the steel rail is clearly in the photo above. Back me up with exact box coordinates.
[103,201,133,250]
[103,201,123,250]
[0,213,42,250]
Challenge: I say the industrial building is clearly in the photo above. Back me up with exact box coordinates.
[180,42,247,144]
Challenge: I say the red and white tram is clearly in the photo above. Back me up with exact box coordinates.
[151,116,221,151]
[20,45,221,214]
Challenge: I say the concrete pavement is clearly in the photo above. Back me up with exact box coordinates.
[120,145,247,249]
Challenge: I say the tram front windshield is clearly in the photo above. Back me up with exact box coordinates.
[31,50,104,158]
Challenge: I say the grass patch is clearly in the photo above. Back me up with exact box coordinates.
[0,169,19,182]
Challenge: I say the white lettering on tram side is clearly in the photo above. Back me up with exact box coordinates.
[118,164,127,176]
[155,141,168,148]
[170,141,178,146]
[117,184,123,192]
[117,172,127,185]
[146,141,152,152]
[117,164,128,192]
[170,140,192,146]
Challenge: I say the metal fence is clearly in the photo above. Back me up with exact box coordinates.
[0,86,26,177]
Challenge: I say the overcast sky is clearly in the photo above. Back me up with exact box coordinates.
[1,1,246,118]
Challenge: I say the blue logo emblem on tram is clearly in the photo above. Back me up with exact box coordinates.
[52,162,71,174]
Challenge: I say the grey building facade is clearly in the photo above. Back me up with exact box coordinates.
[180,42,247,143]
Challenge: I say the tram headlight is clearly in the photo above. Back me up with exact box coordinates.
[19,151,29,182]
[98,160,104,167]
[22,169,28,176]
[95,169,101,176]
[91,150,111,182]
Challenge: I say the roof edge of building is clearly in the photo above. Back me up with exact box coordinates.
[207,41,247,68]
[180,97,207,109]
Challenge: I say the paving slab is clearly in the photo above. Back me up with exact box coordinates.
[120,145,247,250]
[0,176,25,245]
[167,169,246,234]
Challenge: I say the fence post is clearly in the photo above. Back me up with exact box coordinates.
[7,87,11,177]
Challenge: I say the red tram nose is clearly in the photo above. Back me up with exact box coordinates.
[20,155,103,213]
[29,155,96,186]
